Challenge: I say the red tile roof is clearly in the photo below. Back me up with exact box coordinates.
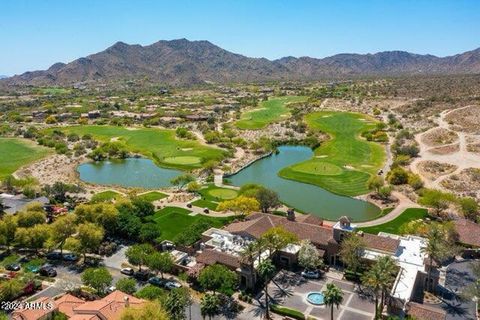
[454,219,480,247]
[361,233,400,254]
[55,293,84,317]
[408,302,446,320]
[11,297,55,320]
[196,249,241,269]
[225,213,335,248]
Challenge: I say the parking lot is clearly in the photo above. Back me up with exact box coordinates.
[267,270,376,320]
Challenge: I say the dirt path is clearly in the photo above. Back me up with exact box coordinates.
[411,106,480,189]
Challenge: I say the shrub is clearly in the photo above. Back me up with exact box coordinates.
[387,167,409,185]
[271,304,305,320]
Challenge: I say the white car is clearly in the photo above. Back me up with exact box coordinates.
[301,269,321,279]
[120,268,134,276]
[106,286,116,293]
[164,281,182,290]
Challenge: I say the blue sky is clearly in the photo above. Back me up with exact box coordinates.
[1,0,479,75]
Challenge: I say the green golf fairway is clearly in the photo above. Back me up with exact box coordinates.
[279,111,385,196]
[0,138,51,180]
[47,125,226,170]
[236,96,306,130]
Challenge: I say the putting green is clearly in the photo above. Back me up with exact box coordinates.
[236,96,306,130]
[207,188,238,200]
[46,125,226,170]
[163,156,202,165]
[0,138,51,180]
[291,161,343,176]
[279,111,385,196]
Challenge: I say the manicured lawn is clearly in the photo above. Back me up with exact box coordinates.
[137,191,168,202]
[279,112,385,196]
[152,206,234,241]
[236,96,306,130]
[90,190,123,203]
[359,208,428,235]
[0,138,51,180]
[191,199,218,211]
[198,185,238,202]
[46,125,226,170]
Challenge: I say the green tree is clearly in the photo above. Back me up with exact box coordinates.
[198,264,237,294]
[323,283,344,320]
[367,175,384,193]
[76,223,104,263]
[81,267,113,295]
[50,214,77,255]
[170,174,195,190]
[0,215,17,249]
[260,226,298,260]
[200,293,220,320]
[147,252,174,278]
[0,278,24,301]
[120,300,169,320]
[216,196,259,215]
[387,167,409,185]
[339,233,366,273]
[257,259,276,319]
[362,256,397,318]
[16,209,46,228]
[422,223,458,292]
[116,278,137,295]
[298,240,324,270]
[135,285,166,300]
[459,197,479,221]
[255,188,280,213]
[165,288,191,320]
[126,244,155,271]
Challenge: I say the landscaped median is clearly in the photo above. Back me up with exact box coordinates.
[271,304,307,320]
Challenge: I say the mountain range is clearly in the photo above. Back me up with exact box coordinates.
[3,39,480,86]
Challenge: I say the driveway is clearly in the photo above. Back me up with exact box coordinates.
[266,270,375,320]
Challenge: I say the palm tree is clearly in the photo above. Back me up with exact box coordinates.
[241,242,257,271]
[257,259,276,319]
[421,224,456,292]
[200,293,220,320]
[323,283,344,320]
[362,256,397,318]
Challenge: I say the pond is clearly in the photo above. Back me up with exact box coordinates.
[227,145,380,221]
[77,158,182,189]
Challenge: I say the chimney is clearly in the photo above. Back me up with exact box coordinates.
[286,208,295,221]
[124,296,130,308]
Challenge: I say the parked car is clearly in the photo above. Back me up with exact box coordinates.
[134,270,151,281]
[301,269,321,279]
[164,280,182,290]
[25,265,40,273]
[120,268,134,276]
[106,286,116,293]
[148,276,167,287]
[63,254,78,262]
[5,263,21,271]
[39,265,57,277]
[46,252,62,260]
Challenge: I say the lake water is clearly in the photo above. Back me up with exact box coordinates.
[227,145,380,221]
[77,158,182,188]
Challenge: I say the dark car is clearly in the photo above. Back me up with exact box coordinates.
[5,263,21,271]
[63,254,78,262]
[134,270,151,281]
[46,252,63,260]
[148,276,167,287]
[39,265,57,277]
